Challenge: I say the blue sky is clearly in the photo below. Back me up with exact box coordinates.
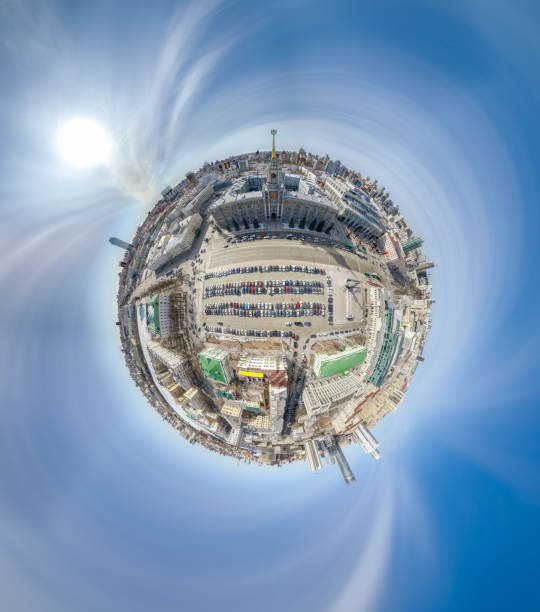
[1,1,540,610]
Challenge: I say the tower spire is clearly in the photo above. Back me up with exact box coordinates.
[271,129,277,160]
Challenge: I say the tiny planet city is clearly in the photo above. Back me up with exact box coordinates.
[112,130,434,484]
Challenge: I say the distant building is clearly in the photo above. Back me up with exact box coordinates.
[401,235,424,253]
[161,185,174,199]
[186,171,198,187]
[416,261,435,273]
[325,159,340,175]
[109,237,133,250]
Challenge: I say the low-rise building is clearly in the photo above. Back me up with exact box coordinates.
[149,214,202,270]
[236,354,288,387]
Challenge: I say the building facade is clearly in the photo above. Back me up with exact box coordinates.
[145,294,171,339]
[210,131,337,233]
[324,176,386,239]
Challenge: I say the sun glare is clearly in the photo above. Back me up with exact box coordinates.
[56,118,113,168]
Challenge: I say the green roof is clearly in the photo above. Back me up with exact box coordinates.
[315,347,367,378]
[198,352,228,383]
[145,295,161,336]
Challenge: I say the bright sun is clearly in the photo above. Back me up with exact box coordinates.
[56,118,113,168]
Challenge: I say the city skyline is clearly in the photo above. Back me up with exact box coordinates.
[115,131,433,482]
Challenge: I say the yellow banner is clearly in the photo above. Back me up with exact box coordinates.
[238,370,264,378]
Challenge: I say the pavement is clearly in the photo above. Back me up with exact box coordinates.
[131,219,387,389]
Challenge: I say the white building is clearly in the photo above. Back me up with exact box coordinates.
[181,183,214,216]
[304,439,322,471]
[354,423,381,459]
[227,427,243,447]
[149,213,202,270]
[146,340,194,390]
[324,176,385,239]
[302,372,365,419]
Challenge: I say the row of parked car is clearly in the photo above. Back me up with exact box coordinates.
[204,279,324,298]
[327,276,334,325]
[204,264,327,280]
[204,301,325,318]
[204,286,324,297]
[267,286,322,296]
[204,324,298,339]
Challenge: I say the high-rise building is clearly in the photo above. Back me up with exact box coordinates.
[325,159,340,175]
[146,341,195,391]
[367,302,398,388]
[161,185,173,197]
[109,237,133,250]
[334,444,356,484]
[324,436,356,484]
[145,294,171,339]
[186,171,198,187]
[304,439,322,471]
[324,176,385,238]
[354,423,381,459]
[302,372,365,419]
[416,261,435,273]
[401,235,424,253]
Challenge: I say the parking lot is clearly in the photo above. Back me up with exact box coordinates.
[173,223,381,351]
